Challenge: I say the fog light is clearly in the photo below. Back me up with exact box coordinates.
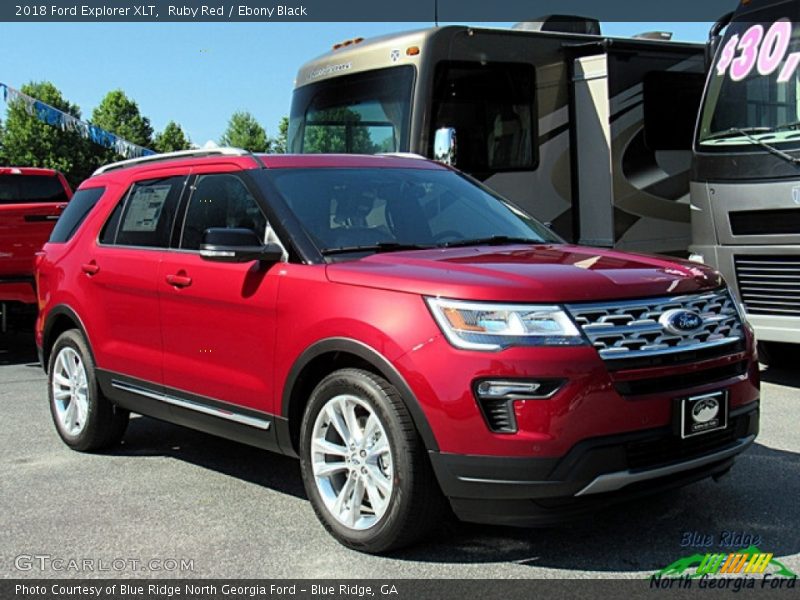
[473,379,564,434]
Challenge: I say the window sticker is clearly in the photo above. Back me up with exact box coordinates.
[716,19,799,83]
[122,185,171,232]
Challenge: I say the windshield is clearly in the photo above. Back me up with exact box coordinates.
[267,167,559,257]
[0,174,69,204]
[289,66,414,154]
[698,9,800,149]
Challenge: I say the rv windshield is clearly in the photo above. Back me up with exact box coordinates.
[289,66,414,154]
[698,13,800,150]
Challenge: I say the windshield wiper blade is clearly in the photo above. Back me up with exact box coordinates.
[723,127,800,166]
[320,242,434,256]
[773,120,800,132]
[703,126,773,141]
[440,235,539,248]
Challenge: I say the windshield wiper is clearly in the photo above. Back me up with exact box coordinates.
[320,242,434,256]
[440,235,541,248]
[703,126,773,141]
[705,126,800,166]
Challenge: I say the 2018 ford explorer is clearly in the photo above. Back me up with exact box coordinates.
[35,149,759,553]
[0,167,71,307]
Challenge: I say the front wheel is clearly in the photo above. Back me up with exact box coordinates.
[299,368,445,553]
[48,329,129,452]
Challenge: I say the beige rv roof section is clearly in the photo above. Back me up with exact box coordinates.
[294,28,435,88]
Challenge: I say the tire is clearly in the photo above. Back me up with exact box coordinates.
[48,329,129,452]
[299,368,446,553]
[757,341,800,369]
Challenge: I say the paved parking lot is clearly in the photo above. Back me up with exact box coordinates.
[1,327,798,579]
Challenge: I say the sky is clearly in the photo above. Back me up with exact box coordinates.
[0,21,712,146]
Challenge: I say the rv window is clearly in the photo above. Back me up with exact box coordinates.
[290,66,414,154]
[430,61,537,174]
[643,71,705,150]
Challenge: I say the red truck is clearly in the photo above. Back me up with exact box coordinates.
[0,167,71,326]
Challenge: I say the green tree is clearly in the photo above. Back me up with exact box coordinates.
[302,108,378,154]
[1,81,96,186]
[271,116,289,154]
[219,111,269,152]
[91,90,154,162]
[154,121,191,153]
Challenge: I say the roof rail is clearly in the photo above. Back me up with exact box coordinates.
[92,147,252,176]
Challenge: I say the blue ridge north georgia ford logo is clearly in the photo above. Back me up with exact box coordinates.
[659,309,704,335]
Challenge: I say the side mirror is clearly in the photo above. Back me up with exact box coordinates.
[433,127,457,167]
[200,228,284,264]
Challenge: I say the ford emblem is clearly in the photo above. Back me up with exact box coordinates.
[659,309,704,335]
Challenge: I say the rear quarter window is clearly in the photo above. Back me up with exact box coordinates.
[49,187,106,243]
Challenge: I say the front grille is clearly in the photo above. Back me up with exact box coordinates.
[614,361,748,396]
[729,208,800,236]
[566,289,744,365]
[734,255,800,317]
[625,414,748,470]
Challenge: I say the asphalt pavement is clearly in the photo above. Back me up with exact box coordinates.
[1,327,798,579]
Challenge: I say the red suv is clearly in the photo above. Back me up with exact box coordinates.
[1,167,71,309]
[35,149,759,552]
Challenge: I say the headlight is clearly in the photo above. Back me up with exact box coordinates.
[425,297,585,351]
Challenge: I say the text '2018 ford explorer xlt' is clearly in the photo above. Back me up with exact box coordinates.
[35,149,759,553]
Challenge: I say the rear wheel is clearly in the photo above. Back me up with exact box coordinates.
[48,330,129,452]
[757,341,800,369]
[299,368,445,553]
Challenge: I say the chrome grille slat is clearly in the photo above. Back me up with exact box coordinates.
[734,255,800,317]
[566,289,744,362]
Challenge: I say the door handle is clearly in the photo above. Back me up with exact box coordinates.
[81,262,100,276]
[166,273,192,288]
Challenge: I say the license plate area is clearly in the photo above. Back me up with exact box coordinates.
[679,391,728,439]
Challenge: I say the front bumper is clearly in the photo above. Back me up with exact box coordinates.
[429,402,758,526]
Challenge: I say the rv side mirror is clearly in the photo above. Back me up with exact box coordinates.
[200,227,283,264]
[433,127,457,167]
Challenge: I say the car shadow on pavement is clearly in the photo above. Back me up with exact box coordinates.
[760,365,800,388]
[112,415,308,499]
[111,413,799,573]
[392,442,800,572]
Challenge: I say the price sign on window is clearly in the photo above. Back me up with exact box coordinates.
[716,19,800,83]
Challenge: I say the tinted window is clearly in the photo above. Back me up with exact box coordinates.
[290,66,414,154]
[49,187,105,243]
[268,167,557,254]
[0,174,69,205]
[430,61,537,173]
[180,174,267,250]
[643,71,705,150]
[110,176,186,248]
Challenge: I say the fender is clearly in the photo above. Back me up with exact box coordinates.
[280,337,439,454]
[41,304,95,372]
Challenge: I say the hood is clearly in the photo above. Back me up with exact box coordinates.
[325,244,724,302]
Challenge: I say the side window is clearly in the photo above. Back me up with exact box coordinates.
[180,174,267,250]
[430,61,537,174]
[49,187,105,243]
[104,176,186,248]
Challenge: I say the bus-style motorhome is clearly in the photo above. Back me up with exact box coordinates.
[691,0,800,364]
[288,17,706,255]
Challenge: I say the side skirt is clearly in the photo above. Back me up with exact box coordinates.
[96,370,283,453]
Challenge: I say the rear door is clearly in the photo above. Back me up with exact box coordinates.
[0,170,71,284]
[82,172,188,384]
